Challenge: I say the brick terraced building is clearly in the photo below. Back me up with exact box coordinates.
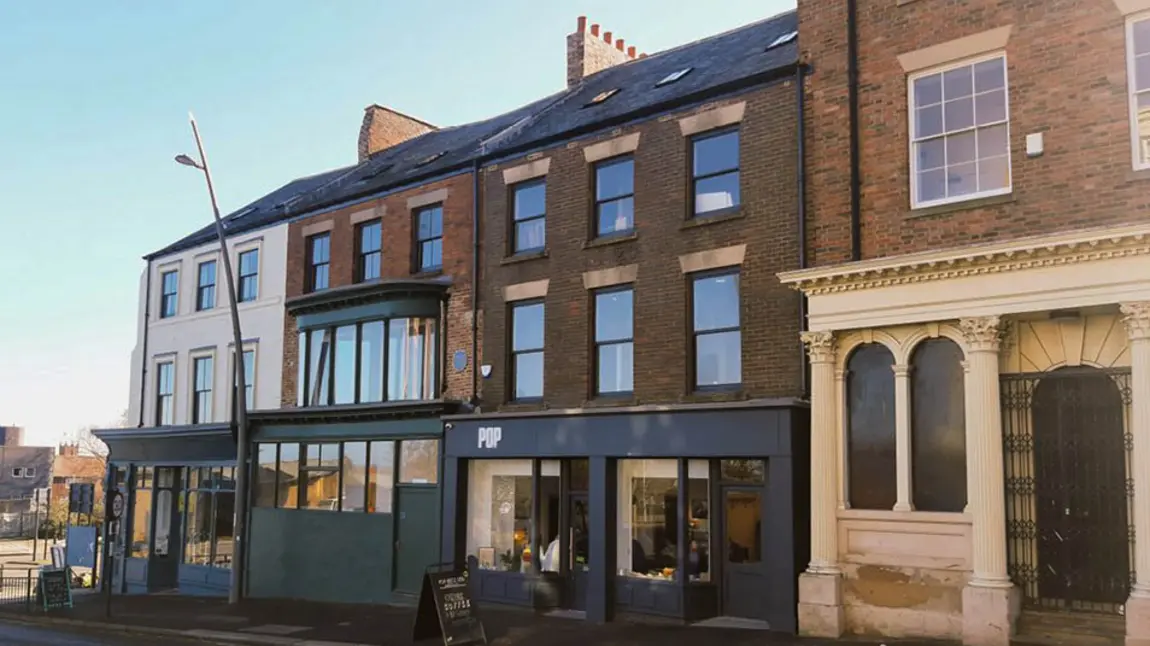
[439,12,811,630]
[784,1,1150,644]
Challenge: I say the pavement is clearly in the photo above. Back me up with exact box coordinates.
[0,618,210,645]
[0,590,957,646]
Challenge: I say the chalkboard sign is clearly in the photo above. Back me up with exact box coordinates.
[39,568,73,611]
[412,566,486,646]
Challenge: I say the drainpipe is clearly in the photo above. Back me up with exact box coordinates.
[796,63,810,399]
[137,259,152,427]
[847,0,862,262]
[470,159,481,408]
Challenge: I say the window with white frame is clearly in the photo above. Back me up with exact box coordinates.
[910,55,1010,208]
[1129,17,1150,168]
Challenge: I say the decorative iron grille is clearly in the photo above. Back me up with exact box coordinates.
[1002,368,1134,615]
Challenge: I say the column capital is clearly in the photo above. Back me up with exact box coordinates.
[960,315,1004,352]
[802,331,837,364]
[1121,302,1150,341]
[892,363,910,378]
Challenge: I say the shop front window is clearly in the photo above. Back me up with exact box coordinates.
[468,460,533,572]
[368,441,395,513]
[182,467,235,569]
[617,459,711,582]
[302,443,341,510]
[296,317,439,406]
[130,467,152,559]
[253,440,399,514]
[398,439,438,484]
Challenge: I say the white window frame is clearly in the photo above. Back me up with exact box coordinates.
[234,239,263,304]
[189,349,217,425]
[227,343,259,415]
[24,468,35,479]
[907,52,1013,209]
[1128,14,1150,171]
[10,468,22,478]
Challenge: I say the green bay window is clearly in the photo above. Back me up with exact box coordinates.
[296,316,438,406]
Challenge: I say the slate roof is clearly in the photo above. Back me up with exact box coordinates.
[494,11,799,150]
[145,164,356,260]
[148,9,798,260]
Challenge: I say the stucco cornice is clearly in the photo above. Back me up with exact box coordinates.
[778,223,1150,296]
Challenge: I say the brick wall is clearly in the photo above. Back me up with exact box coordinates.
[800,0,1150,265]
[480,81,803,410]
[357,105,436,162]
[281,174,478,406]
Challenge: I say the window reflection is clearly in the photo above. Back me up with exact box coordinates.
[368,441,394,513]
[359,321,384,403]
[333,325,357,404]
[308,329,331,406]
[131,487,152,559]
[184,490,212,565]
[254,444,277,508]
[387,318,437,400]
[302,443,341,510]
[847,343,897,510]
[342,442,368,512]
[692,272,741,388]
[615,459,711,582]
[398,439,438,484]
[277,443,300,509]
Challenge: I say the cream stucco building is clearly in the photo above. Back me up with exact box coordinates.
[779,223,1150,645]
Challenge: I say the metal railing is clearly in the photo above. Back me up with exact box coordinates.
[0,573,38,609]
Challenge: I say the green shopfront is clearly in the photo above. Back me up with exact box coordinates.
[95,424,239,597]
[243,279,455,604]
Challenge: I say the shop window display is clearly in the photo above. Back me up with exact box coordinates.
[617,459,710,582]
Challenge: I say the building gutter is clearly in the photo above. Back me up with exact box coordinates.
[847,0,862,262]
[137,260,152,427]
[796,62,810,399]
[470,158,481,408]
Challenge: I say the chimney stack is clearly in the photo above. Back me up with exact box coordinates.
[357,105,437,162]
[566,16,641,88]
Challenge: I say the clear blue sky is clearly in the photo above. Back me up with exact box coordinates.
[0,0,795,446]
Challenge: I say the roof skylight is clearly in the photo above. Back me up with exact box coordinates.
[584,88,620,107]
[656,68,693,87]
[766,30,797,50]
[415,151,446,167]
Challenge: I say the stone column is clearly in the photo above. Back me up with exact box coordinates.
[959,316,1018,646]
[1121,303,1150,646]
[798,331,844,637]
[893,364,913,511]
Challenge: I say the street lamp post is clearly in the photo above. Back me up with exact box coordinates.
[176,113,249,605]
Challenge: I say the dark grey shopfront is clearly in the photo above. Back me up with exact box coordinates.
[440,401,810,633]
[95,424,238,597]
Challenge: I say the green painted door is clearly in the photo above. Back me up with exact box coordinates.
[393,487,440,594]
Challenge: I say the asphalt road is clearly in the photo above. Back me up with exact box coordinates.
[0,619,203,645]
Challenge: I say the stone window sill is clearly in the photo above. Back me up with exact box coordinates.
[837,508,972,524]
[584,232,638,250]
[906,192,1015,220]
[680,208,745,230]
[583,395,638,408]
[501,250,549,266]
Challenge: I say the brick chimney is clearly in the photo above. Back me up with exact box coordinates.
[357,105,437,162]
[58,443,79,457]
[566,16,642,88]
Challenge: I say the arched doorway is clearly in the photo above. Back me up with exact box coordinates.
[1009,366,1132,612]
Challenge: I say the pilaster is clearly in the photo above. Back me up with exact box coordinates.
[1122,302,1150,646]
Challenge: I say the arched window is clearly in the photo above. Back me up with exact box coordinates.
[910,338,967,512]
[847,343,897,510]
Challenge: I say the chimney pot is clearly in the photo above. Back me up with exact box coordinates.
[604,31,613,44]
[616,39,625,51]
[590,23,600,36]
[577,16,587,33]
[628,46,636,58]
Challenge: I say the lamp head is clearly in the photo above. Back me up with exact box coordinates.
[175,154,203,170]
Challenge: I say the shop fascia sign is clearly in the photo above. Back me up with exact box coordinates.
[477,426,502,449]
